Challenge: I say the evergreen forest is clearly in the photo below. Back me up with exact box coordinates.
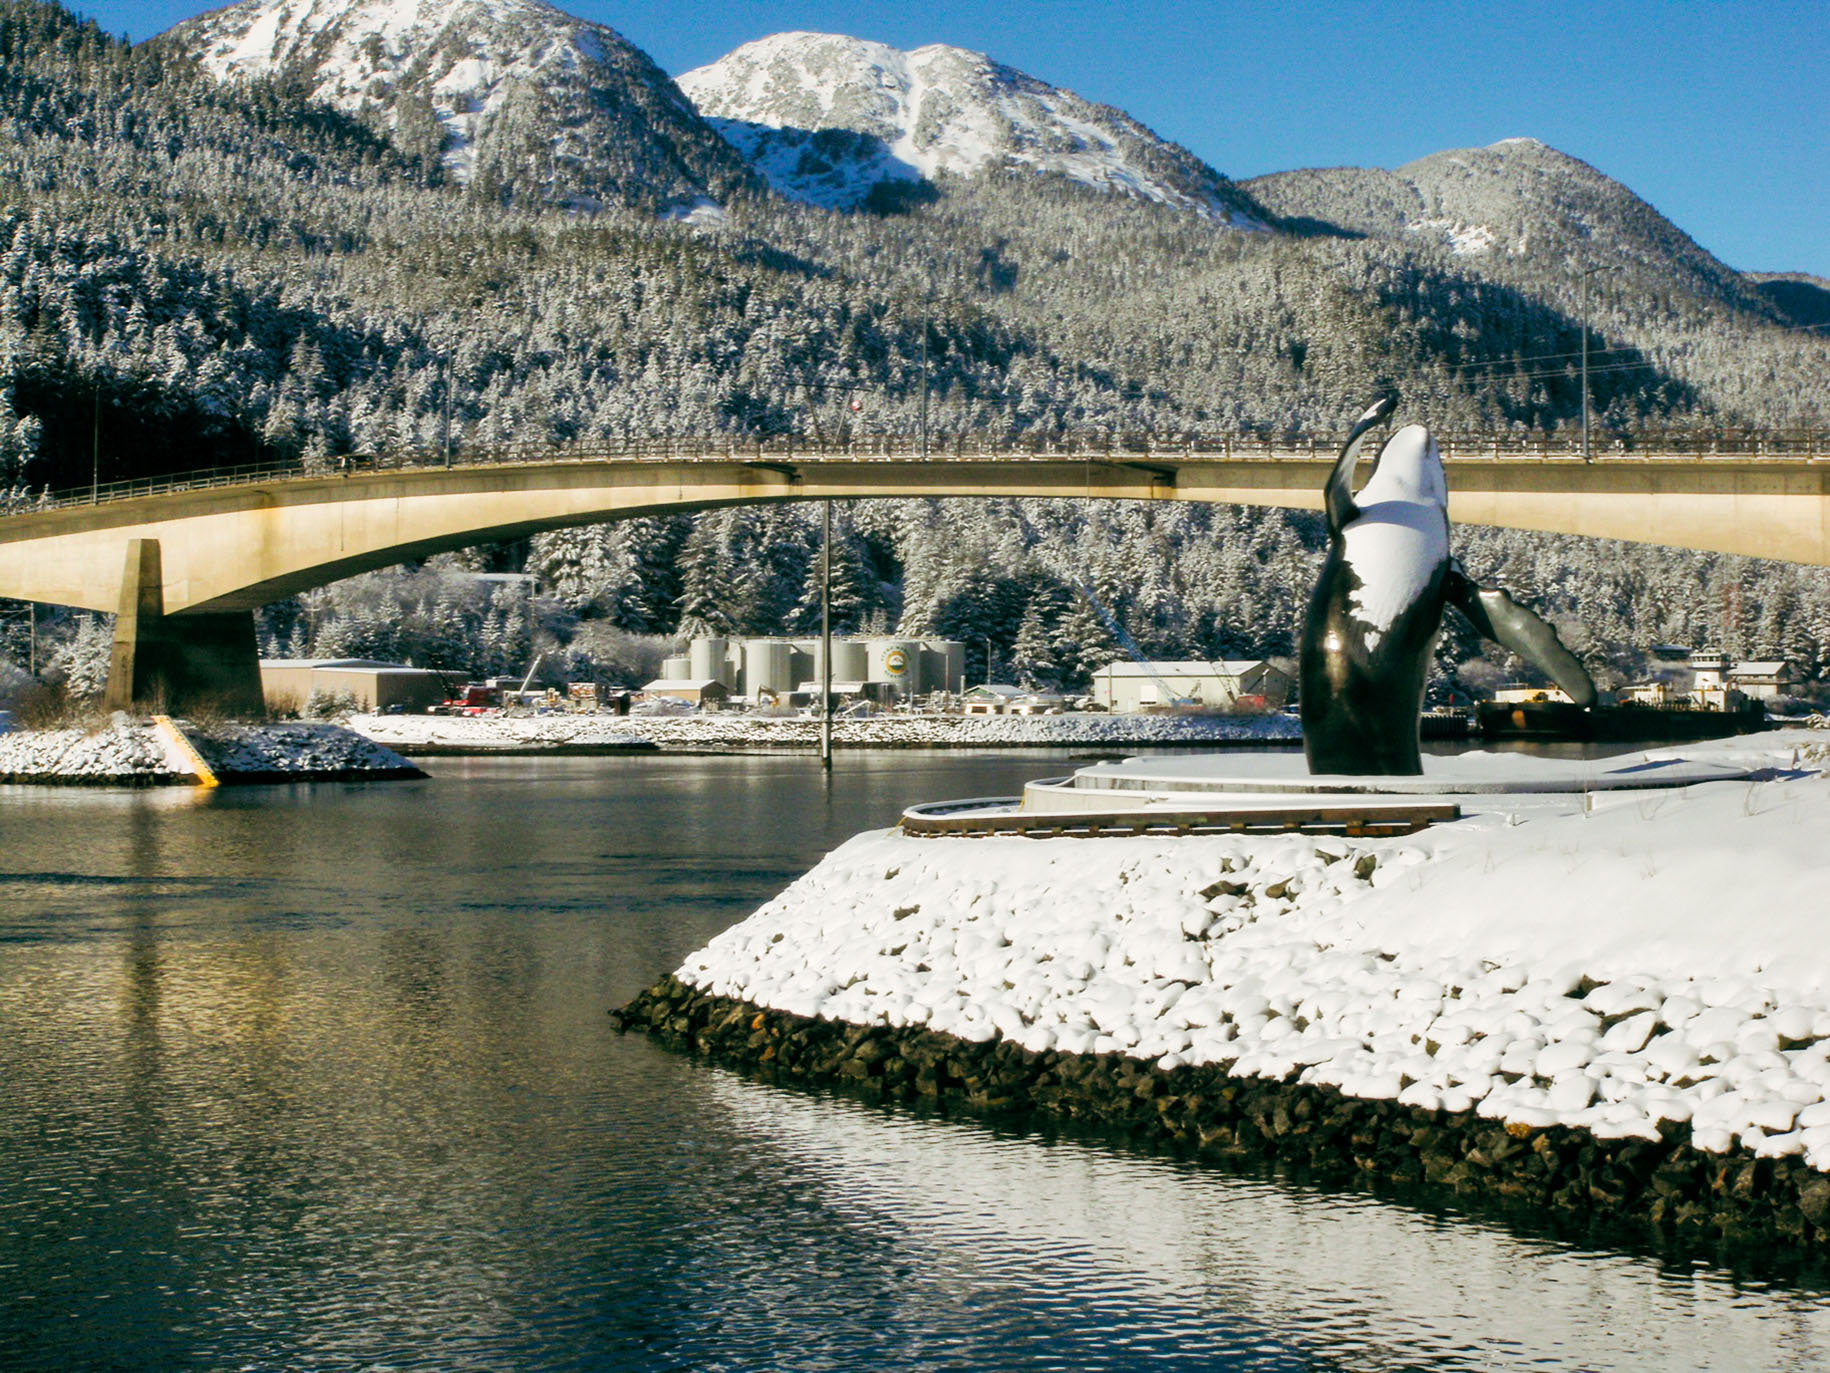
[3,1,1829,705]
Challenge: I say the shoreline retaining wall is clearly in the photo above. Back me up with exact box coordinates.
[618,975,1830,1252]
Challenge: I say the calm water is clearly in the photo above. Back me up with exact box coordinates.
[3,751,1829,1372]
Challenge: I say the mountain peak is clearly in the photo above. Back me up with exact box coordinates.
[1244,137,1744,301]
[163,0,752,211]
[678,30,1261,222]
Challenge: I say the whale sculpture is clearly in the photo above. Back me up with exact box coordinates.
[1299,396,1596,775]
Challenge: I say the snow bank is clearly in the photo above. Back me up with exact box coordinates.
[346,714,653,751]
[680,731,1830,1168]
[348,710,1298,752]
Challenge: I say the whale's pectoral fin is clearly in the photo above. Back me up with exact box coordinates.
[1324,394,1398,535]
[1445,564,1598,708]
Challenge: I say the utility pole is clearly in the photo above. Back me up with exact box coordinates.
[1578,259,1619,464]
[918,318,930,459]
[442,357,453,469]
[820,499,833,771]
[1580,266,1592,464]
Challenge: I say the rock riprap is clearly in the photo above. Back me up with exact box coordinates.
[0,719,421,784]
[623,737,1830,1245]
[349,711,1300,752]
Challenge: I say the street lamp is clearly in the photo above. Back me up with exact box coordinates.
[820,499,833,772]
[918,316,930,459]
[442,356,453,470]
[1578,260,1621,463]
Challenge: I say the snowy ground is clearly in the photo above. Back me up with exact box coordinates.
[681,729,1830,1169]
[347,711,1300,751]
[0,719,417,783]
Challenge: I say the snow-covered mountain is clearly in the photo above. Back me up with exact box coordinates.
[161,0,753,212]
[1246,139,1747,302]
[677,32,1261,223]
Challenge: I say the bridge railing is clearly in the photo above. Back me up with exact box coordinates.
[6,428,1827,516]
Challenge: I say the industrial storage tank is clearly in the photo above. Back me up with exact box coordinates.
[925,641,965,694]
[660,655,691,681]
[689,637,730,686]
[742,639,794,697]
[831,641,869,684]
[871,639,922,694]
[787,644,816,689]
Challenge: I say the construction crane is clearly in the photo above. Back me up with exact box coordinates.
[1075,580,1198,709]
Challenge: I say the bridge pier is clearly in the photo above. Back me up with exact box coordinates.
[103,539,265,716]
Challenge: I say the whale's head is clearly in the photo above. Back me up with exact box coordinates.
[1361,424,1446,510]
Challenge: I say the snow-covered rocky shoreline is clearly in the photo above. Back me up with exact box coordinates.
[624,730,1830,1246]
[0,719,422,785]
[348,710,1301,753]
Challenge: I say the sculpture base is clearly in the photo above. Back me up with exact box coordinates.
[1017,750,1760,816]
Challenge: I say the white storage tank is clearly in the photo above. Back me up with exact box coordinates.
[661,655,691,680]
[787,644,816,689]
[926,642,965,694]
[871,639,922,694]
[743,639,794,697]
[831,641,868,684]
[690,636,730,686]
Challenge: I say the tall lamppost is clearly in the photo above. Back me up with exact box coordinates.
[918,317,930,459]
[442,356,453,470]
[1578,260,1620,463]
[820,499,833,771]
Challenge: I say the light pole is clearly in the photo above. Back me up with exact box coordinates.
[918,317,930,459]
[1578,260,1619,463]
[442,356,453,470]
[820,500,833,771]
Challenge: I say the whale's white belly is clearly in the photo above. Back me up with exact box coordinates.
[1339,500,1449,652]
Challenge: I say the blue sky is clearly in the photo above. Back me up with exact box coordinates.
[75,0,1829,277]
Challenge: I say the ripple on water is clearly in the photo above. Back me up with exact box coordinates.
[4,755,1830,1372]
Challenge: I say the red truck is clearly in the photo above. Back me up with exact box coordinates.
[431,683,499,715]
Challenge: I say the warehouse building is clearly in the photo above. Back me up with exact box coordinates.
[1090,660,1293,714]
[259,659,450,714]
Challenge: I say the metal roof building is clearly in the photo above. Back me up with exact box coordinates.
[1089,660,1293,714]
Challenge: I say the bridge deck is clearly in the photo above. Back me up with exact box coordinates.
[3,435,1830,623]
[5,429,1827,516]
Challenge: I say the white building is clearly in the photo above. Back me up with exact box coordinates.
[1729,661,1798,703]
[960,684,1028,715]
[642,678,730,707]
[1090,660,1292,714]
[1616,652,1795,711]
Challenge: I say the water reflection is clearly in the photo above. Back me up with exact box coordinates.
[1,754,1827,1371]
[703,1075,1830,1371]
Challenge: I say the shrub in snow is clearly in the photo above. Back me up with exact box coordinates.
[302,689,360,721]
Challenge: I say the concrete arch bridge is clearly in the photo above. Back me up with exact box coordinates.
[1,434,1827,712]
